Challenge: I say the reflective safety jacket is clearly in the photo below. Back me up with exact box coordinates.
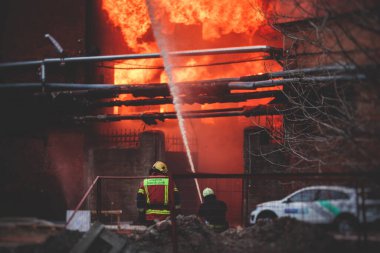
[137,175,180,221]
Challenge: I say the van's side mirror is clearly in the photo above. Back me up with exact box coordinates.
[283,198,291,203]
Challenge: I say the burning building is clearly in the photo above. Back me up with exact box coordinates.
[0,0,284,226]
[0,1,379,250]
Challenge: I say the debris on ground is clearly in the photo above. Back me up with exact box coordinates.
[123,215,338,253]
[11,230,83,253]
[220,217,337,253]
[0,217,68,252]
[1,216,379,253]
[124,215,223,253]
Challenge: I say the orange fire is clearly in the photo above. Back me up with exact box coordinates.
[101,0,276,81]
[100,0,282,140]
[102,0,265,50]
[102,0,281,115]
[101,0,282,225]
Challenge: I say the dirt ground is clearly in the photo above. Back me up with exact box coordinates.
[1,216,379,253]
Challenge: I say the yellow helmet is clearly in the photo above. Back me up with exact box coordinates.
[202,187,214,197]
[152,161,168,174]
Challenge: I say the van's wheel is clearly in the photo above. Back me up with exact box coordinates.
[334,215,358,235]
[256,211,277,224]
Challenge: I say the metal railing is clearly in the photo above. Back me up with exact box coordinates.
[67,171,380,252]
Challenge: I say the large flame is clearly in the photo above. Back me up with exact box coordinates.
[100,0,282,165]
[103,0,265,48]
[102,0,274,84]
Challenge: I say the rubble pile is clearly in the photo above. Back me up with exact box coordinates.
[124,215,223,253]
[221,218,338,253]
[2,216,376,253]
[124,216,338,253]
[0,230,83,253]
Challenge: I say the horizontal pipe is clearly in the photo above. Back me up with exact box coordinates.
[229,74,367,89]
[0,45,282,68]
[270,64,357,78]
[0,82,115,90]
[73,105,282,123]
[0,64,361,92]
[172,172,380,180]
[95,172,380,180]
[241,64,358,81]
[0,73,363,97]
[93,91,282,107]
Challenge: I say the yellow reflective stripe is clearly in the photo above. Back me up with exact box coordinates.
[146,209,170,215]
[175,205,181,209]
[164,183,169,205]
[138,189,145,194]
[143,178,169,205]
[144,178,169,186]
[143,179,150,204]
[174,187,178,191]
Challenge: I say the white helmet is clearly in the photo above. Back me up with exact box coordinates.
[202,187,214,197]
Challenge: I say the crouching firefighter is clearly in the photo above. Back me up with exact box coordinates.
[198,187,229,232]
[136,161,181,226]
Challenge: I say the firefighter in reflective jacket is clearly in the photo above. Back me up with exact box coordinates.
[136,161,180,225]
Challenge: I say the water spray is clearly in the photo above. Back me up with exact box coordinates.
[145,0,203,203]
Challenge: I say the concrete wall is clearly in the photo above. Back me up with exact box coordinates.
[0,0,87,83]
[0,0,88,220]
[86,131,166,221]
[0,129,85,220]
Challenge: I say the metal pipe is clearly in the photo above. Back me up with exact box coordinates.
[0,65,362,92]
[172,172,380,180]
[169,174,178,253]
[269,64,357,78]
[0,45,282,68]
[73,105,282,123]
[40,61,46,92]
[239,64,360,82]
[93,91,282,107]
[229,74,367,89]
[65,176,100,228]
[44,34,64,55]
[360,183,368,243]
[0,82,115,90]
[96,178,102,223]
[98,172,380,180]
